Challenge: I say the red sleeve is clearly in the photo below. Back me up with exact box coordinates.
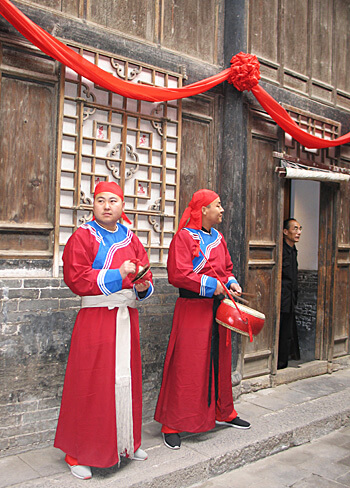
[62,228,101,296]
[167,230,206,294]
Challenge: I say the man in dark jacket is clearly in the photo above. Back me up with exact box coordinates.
[278,218,302,369]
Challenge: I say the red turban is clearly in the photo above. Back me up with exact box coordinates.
[93,181,132,225]
[177,189,219,232]
[94,181,123,200]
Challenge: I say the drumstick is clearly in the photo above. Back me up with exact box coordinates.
[233,295,250,305]
[240,292,256,298]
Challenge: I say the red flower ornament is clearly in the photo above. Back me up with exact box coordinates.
[228,52,261,92]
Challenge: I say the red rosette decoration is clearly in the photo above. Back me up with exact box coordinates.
[228,52,261,92]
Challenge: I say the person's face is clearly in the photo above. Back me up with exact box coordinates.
[93,192,125,231]
[283,220,302,246]
[202,197,224,229]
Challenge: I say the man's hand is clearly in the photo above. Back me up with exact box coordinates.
[229,282,242,296]
[119,260,137,279]
[214,280,226,295]
[134,281,150,293]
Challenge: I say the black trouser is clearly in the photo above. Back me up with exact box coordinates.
[179,289,223,406]
[278,312,300,369]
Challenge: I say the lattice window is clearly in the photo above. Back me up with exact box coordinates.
[55,44,183,270]
[283,104,341,165]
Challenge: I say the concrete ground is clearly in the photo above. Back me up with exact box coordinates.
[189,425,350,487]
[1,366,350,488]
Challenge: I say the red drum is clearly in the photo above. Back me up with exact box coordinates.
[216,299,265,338]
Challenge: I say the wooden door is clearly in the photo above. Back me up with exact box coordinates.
[316,175,350,363]
[179,94,218,217]
[332,151,350,358]
[240,107,282,378]
[316,183,337,361]
[0,41,58,259]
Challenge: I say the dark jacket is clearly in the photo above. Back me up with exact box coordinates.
[280,239,298,313]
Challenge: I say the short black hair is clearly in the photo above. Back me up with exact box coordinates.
[283,218,297,230]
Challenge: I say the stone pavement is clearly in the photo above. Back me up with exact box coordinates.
[1,366,350,488]
[188,425,350,487]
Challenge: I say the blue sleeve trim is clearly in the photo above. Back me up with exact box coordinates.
[226,276,239,289]
[134,282,154,301]
[200,275,217,298]
[97,269,123,295]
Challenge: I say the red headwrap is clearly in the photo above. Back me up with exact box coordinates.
[177,189,219,233]
[93,181,132,225]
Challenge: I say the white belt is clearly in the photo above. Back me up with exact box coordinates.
[81,289,137,310]
[81,289,136,459]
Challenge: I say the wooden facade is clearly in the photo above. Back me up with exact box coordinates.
[240,100,350,384]
[0,0,349,455]
[248,0,350,111]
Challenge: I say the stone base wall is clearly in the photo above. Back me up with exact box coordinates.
[295,270,318,362]
[0,271,176,458]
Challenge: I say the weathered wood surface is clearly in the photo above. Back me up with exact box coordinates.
[333,147,350,358]
[248,0,350,109]
[179,95,218,218]
[0,43,57,257]
[241,107,281,379]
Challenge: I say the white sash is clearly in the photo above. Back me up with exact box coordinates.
[81,289,137,459]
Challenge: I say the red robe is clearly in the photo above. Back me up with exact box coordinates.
[54,221,153,468]
[154,228,238,433]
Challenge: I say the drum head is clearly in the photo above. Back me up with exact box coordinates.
[236,302,265,321]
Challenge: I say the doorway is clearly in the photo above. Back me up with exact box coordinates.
[240,104,349,385]
[285,179,320,366]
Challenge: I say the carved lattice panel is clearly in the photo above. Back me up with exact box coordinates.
[283,105,341,165]
[57,45,182,267]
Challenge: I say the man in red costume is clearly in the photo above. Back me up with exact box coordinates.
[54,181,153,479]
[154,189,250,450]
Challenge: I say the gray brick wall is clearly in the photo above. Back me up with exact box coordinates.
[0,277,80,457]
[0,272,176,458]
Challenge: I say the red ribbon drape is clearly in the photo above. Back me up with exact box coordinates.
[1,0,350,149]
[252,85,350,148]
[0,0,229,102]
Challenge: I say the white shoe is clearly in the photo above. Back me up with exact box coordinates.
[67,463,92,480]
[133,447,148,461]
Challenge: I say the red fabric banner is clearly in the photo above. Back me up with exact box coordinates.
[252,85,350,149]
[1,0,350,149]
[0,0,228,102]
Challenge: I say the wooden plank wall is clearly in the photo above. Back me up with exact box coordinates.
[25,0,223,65]
[0,40,58,258]
[248,0,350,111]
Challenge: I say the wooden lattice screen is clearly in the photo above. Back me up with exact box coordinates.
[54,43,183,272]
[283,104,341,164]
